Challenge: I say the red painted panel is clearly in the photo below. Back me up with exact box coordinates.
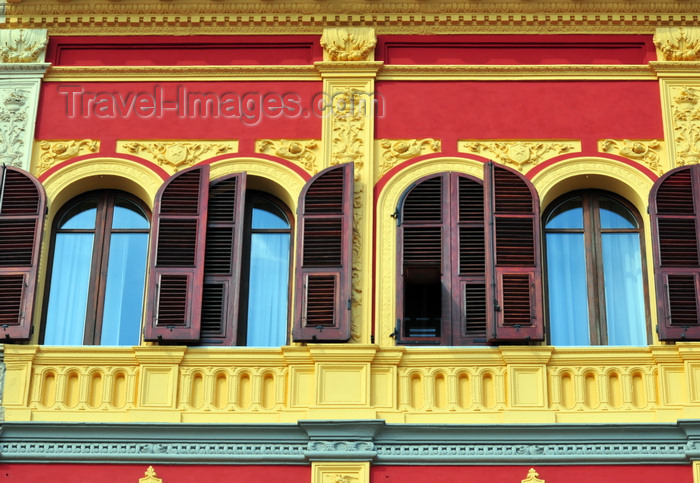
[47,36,323,66]
[0,464,310,482]
[36,82,323,146]
[375,81,662,148]
[372,465,693,483]
[376,35,656,65]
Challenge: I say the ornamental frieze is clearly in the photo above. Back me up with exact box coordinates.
[0,29,48,64]
[36,139,100,175]
[669,86,700,167]
[377,138,441,178]
[255,139,321,175]
[117,140,238,172]
[460,140,580,172]
[599,139,664,175]
[654,27,700,62]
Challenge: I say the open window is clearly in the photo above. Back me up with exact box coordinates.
[395,162,543,346]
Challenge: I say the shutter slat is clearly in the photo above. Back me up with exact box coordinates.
[464,282,487,337]
[0,167,46,340]
[293,163,353,342]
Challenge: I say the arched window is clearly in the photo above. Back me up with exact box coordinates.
[544,191,648,346]
[43,191,150,345]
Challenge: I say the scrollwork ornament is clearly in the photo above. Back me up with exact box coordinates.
[600,139,663,174]
[351,187,363,342]
[654,27,700,62]
[378,139,441,177]
[256,139,320,174]
[121,141,236,170]
[461,140,578,172]
[38,139,99,175]
[139,466,163,483]
[330,89,370,172]
[670,86,700,166]
[0,29,48,64]
[321,28,376,62]
[0,88,30,167]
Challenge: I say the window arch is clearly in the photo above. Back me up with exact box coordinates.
[544,190,649,346]
[42,190,150,345]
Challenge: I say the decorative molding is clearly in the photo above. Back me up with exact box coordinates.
[0,29,48,64]
[117,140,238,172]
[139,467,162,483]
[5,4,700,34]
[377,139,441,178]
[255,139,321,175]
[321,28,376,62]
[460,140,580,173]
[522,468,545,483]
[329,89,370,170]
[654,27,700,62]
[305,441,376,462]
[0,88,31,168]
[44,65,321,83]
[351,187,363,343]
[599,139,664,175]
[36,139,99,176]
[669,86,700,167]
[381,64,655,81]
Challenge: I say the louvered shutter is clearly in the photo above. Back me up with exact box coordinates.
[145,165,209,342]
[0,166,46,341]
[396,174,446,343]
[650,165,700,340]
[484,162,543,342]
[453,175,488,345]
[200,173,246,345]
[293,163,353,342]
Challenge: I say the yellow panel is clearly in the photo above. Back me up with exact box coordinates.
[312,462,369,483]
[317,364,368,406]
[510,367,546,408]
[139,368,176,408]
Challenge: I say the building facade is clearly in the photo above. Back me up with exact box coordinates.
[2,1,700,482]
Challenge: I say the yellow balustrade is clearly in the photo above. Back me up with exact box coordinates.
[4,344,700,424]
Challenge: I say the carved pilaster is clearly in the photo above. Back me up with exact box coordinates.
[654,27,700,62]
[316,41,381,343]
[0,29,50,173]
[661,84,700,167]
[459,140,580,173]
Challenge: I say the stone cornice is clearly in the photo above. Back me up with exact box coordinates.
[1,420,698,465]
[5,2,700,34]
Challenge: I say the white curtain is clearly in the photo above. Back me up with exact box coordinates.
[602,232,646,345]
[546,232,590,346]
[245,232,290,346]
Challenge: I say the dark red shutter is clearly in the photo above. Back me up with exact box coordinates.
[453,175,488,345]
[484,162,543,342]
[650,165,700,340]
[396,174,446,344]
[293,163,353,342]
[0,166,46,341]
[145,165,209,342]
[200,173,246,345]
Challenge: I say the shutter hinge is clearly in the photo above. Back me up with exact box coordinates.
[494,300,501,312]
[391,209,400,226]
[390,319,400,338]
[316,326,324,332]
[347,299,352,310]
[167,325,174,332]
[514,324,521,331]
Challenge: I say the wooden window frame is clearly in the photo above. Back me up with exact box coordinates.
[543,190,651,345]
[41,190,150,345]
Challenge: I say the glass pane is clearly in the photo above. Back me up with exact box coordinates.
[602,232,646,345]
[546,232,590,345]
[251,197,289,230]
[246,232,291,346]
[100,233,149,346]
[43,233,95,345]
[60,199,97,230]
[545,197,583,229]
[599,197,638,229]
[112,197,149,229]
